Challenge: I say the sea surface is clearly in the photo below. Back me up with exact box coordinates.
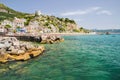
[0,34,120,80]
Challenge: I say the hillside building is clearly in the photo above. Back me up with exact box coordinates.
[35,10,41,16]
[1,17,26,29]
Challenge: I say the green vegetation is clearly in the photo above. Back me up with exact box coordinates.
[24,15,35,25]
[0,12,15,21]
[73,29,80,32]
[5,24,11,29]
[4,25,11,32]
[0,3,28,21]
[32,15,78,32]
[59,27,66,32]
[79,27,90,33]
[16,26,21,29]
[0,3,90,33]
[64,18,76,24]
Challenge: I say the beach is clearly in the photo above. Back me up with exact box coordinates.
[40,32,96,36]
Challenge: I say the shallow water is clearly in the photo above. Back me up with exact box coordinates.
[0,34,120,80]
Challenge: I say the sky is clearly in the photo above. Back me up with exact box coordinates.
[0,0,120,29]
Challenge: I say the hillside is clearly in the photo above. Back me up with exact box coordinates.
[0,3,90,33]
[0,3,28,21]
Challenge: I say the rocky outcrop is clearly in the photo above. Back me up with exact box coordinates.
[11,35,64,44]
[41,35,64,44]
[0,37,45,63]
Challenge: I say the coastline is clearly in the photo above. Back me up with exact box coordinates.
[41,32,96,36]
[0,37,45,63]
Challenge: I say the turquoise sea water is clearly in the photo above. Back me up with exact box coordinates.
[0,34,120,80]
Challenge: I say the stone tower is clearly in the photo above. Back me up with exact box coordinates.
[35,10,41,16]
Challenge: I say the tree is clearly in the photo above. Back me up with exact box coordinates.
[79,27,83,30]
[79,27,90,33]
[44,22,49,26]
[5,24,11,29]
[16,26,20,29]
[59,27,65,32]
[4,25,12,32]
[13,29,17,33]
[73,29,80,32]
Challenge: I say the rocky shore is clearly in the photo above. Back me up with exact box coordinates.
[8,34,64,44]
[0,37,45,63]
[40,35,64,44]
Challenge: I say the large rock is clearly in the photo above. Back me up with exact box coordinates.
[20,46,27,51]
[41,35,48,41]
[17,50,25,54]
[26,44,35,50]
[0,44,6,48]
[0,37,19,48]
[9,49,18,54]
[40,35,64,44]
[0,37,45,63]
[0,48,6,54]
[8,46,15,51]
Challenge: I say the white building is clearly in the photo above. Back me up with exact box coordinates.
[35,10,42,16]
[26,21,41,33]
[0,25,5,32]
[13,17,26,28]
[1,20,13,27]
[1,17,26,29]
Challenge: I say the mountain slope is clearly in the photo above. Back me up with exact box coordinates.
[0,3,28,21]
[0,3,90,33]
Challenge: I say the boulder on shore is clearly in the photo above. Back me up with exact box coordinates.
[41,35,64,44]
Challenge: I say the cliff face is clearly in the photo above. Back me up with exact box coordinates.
[25,15,78,33]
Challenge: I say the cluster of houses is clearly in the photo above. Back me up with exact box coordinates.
[0,18,58,35]
[0,17,27,34]
[0,18,36,34]
[0,10,78,35]
[0,10,58,35]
